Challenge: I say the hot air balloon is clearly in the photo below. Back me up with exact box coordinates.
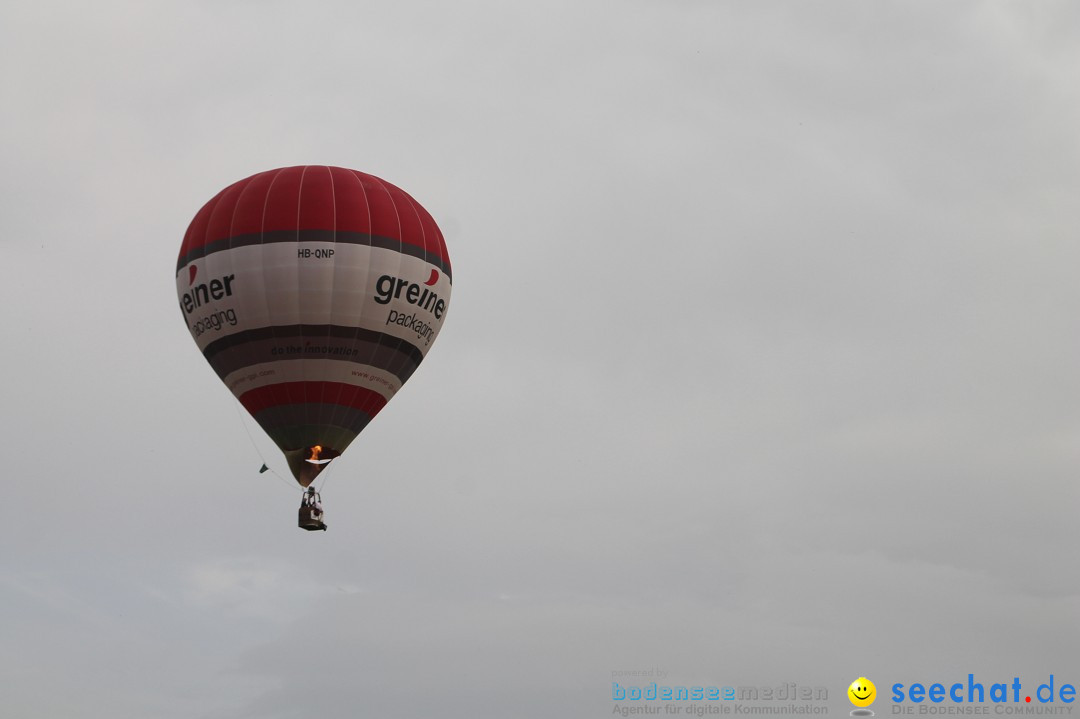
[176,166,452,527]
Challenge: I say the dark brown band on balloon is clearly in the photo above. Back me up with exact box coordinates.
[176,230,453,281]
[203,325,423,386]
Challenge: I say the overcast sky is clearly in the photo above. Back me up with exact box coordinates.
[3,1,1079,717]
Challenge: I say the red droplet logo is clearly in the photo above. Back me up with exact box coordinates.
[424,269,439,286]
[189,265,198,285]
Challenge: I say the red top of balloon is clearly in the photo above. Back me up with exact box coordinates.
[177,165,451,277]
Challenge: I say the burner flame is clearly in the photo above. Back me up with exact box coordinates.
[304,445,333,465]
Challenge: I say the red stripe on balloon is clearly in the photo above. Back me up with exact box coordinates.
[239,381,388,416]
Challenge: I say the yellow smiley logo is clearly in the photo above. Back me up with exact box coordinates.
[848,677,876,708]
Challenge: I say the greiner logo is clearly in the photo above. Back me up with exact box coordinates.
[180,268,236,315]
[373,272,446,319]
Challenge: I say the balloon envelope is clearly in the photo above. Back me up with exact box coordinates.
[176,166,452,486]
